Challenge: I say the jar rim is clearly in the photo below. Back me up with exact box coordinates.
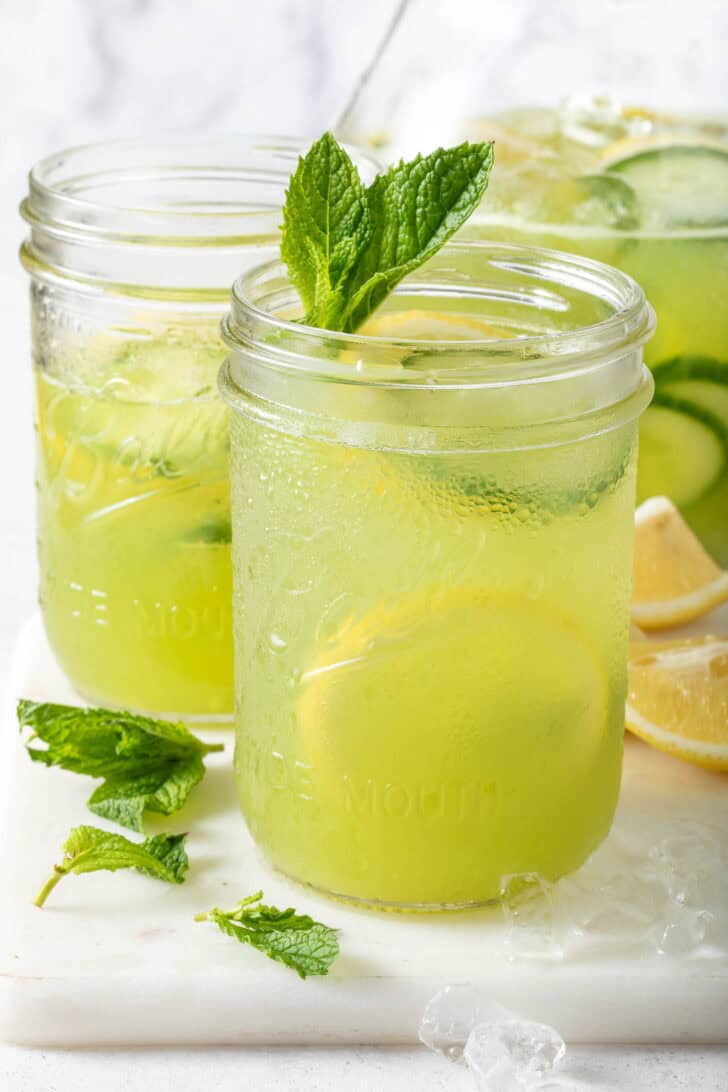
[223,240,655,391]
[21,134,380,245]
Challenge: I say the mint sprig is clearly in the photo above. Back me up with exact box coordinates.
[281,132,372,331]
[195,891,339,979]
[35,826,189,907]
[18,700,223,833]
[281,132,494,332]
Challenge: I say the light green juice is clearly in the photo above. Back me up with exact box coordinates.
[35,336,232,717]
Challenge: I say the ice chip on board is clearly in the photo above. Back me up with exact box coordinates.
[419,984,512,1062]
[464,1020,566,1091]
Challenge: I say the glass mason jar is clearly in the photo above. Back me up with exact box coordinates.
[338,0,728,564]
[220,241,655,909]
[20,136,377,720]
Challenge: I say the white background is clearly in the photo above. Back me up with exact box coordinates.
[0,1,726,1088]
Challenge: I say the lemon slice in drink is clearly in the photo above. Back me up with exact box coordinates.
[631,496,728,629]
[297,587,609,791]
[626,636,728,771]
[360,310,514,341]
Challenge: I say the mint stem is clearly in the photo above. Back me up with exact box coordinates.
[34,865,67,908]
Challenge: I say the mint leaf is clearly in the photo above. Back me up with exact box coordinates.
[280,133,494,333]
[281,131,372,330]
[344,142,494,330]
[18,700,223,833]
[135,831,189,882]
[195,891,339,979]
[85,755,206,832]
[183,517,232,545]
[150,456,182,479]
[34,826,189,907]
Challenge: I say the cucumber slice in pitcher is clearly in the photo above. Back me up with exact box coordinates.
[637,400,727,509]
[606,144,728,229]
[658,380,728,440]
[652,354,728,386]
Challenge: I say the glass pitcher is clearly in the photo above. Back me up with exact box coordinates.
[337,0,728,563]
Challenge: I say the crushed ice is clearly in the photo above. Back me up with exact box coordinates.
[500,817,727,962]
[464,1021,566,1091]
[419,985,568,1090]
[420,818,725,1087]
[419,984,512,1063]
[558,93,653,148]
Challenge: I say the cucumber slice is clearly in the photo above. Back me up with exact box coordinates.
[637,401,727,508]
[658,380,728,440]
[607,144,728,229]
[652,353,728,385]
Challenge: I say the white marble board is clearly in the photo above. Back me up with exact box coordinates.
[0,615,726,1047]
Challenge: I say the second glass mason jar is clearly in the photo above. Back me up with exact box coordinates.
[20,137,376,719]
[221,241,655,909]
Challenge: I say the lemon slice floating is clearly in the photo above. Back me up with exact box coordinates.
[297,587,608,792]
[627,636,728,771]
[631,496,728,630]
[360,309,514,341]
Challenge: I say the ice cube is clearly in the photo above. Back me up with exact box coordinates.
[418,984,512,1062]
[652,910,711,957]
[558,93,652,149]
[535,173,640,230]
[647,826,727,953]
[463,1020,566,1091]
[500,873,565,961]
[571,174,640,230]
[500,818,728,962]
[648,828,727,910]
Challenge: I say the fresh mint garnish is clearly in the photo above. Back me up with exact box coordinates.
[282,132,372,332]
[195,891,339,979]
[34,826,189,907]
[183,517,232,545]
[281,132,494,332]
[150,456,182,479]
[18,700,223,833]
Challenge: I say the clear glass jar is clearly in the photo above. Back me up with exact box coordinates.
[220,240,655,909]
[338,0,728,563]
[20,136,377,720]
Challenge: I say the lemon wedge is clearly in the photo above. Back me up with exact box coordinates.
[626,636,728,771]
[631,496,728,630]
[297,587,609,791]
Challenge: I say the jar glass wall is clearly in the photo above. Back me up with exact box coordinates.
[220,241,654,909]
[20,136,377,719]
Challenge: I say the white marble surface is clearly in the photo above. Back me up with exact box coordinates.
[1,1,727,1088]
[2,1043,727,1092]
